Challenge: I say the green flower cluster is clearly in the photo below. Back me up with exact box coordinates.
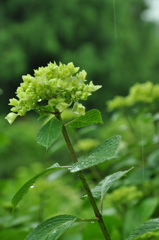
[5,62,101,124]
[75,138,100,152]
[107,186,143,205]
[107,96,132,111]
[107,82,159,111]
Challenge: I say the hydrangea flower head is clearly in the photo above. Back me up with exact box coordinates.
[5,62,101,124]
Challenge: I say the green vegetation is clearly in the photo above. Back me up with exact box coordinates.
[1,0,159,112]
[1,61,159,239]
[1,0,159,239]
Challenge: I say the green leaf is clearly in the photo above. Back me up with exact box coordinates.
[70,135,121,172]
[68,109,103,128]
[83,168,132,199]
[37,117,62,150]
[126,218,159,240]
[25,215,77,240]
[12,163,63,209]
[123,197,158,238]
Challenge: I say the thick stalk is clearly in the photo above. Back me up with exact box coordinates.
[62,123,111,240]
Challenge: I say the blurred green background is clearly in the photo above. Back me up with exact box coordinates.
[1,1,159,239]
[1,0,159,113]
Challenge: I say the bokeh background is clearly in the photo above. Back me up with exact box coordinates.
[1,1,159,239]
[1,0,159,113]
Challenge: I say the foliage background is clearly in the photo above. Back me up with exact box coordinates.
[1,0,159,239]
[1,0,159,112]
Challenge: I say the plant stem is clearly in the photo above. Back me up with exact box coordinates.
[62,123,111,240]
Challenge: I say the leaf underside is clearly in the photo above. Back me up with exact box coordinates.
[83,168,133,199]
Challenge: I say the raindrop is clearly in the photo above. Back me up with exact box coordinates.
[30,183,35,189]
[38,99,42,102]
[91,221,94,224]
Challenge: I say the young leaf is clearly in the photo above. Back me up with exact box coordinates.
[68,109,103,128]
[37,117,62,150]
[70,135,121,172]
[25,215,78,240]
[82,168,133,199]
[12,163,64,209]
[126,218,159,240]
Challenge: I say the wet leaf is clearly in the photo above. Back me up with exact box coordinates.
[12,163,63,209]
[126,218,159,240]
[83,168,132,199]
[37,118,62,150]
[71,136,121,172]
[25,215,78,240]
[68,109,103,128]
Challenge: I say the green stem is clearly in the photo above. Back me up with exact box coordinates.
[62,123,111,240]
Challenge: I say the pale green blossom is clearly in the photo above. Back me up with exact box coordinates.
[107,81,159,111]
[5,113,18,124]
[5,62,101,124]
[72,102,85,115]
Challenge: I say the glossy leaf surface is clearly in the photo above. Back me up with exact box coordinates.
[37,118,62,150]
[25,215,77,240]
[68,109,103,128]
[71,135,121,172]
